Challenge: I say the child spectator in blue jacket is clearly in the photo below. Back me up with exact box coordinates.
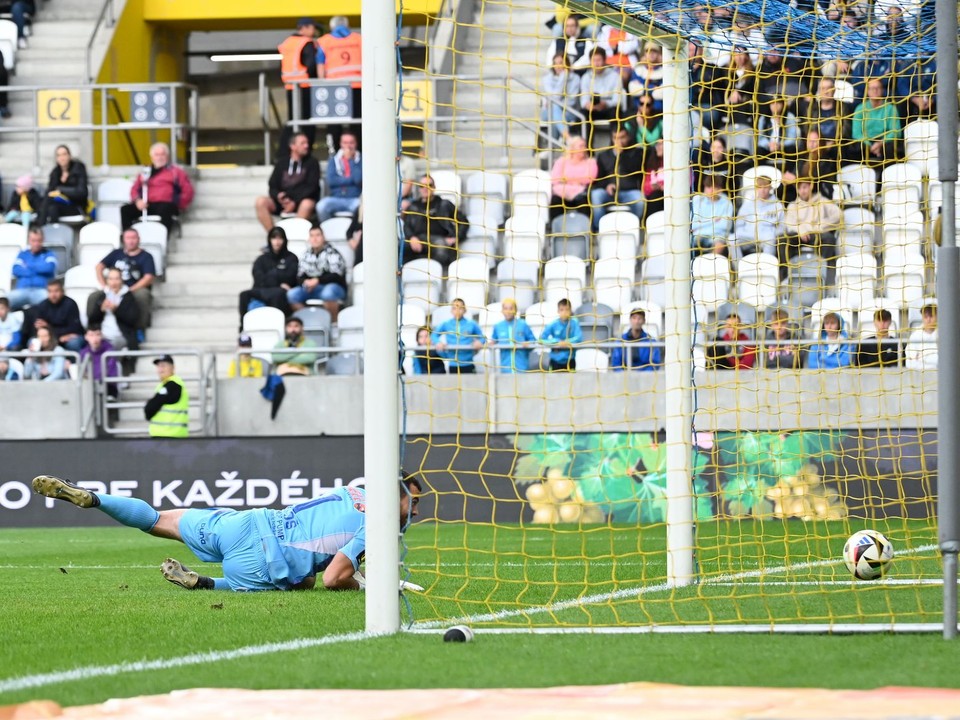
[610,308,661,371]
[489,298,536,373]
[540,298,583,371]
[432,298,485,373]
[807,312,853,369]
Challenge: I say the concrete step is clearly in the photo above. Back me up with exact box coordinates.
[178,220,264,240]
[197,166,273,180]
[145,326,239,345]
[155,294,238,311]
[163,263,250,284]
[187,206,261,222]
[10,59,86,79]
[151,309,237,329]
[157,281,248,297]
[14,48,87,63]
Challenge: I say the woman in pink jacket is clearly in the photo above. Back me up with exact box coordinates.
[549,135,597,221]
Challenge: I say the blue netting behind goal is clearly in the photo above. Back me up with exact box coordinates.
[595,0,939,58]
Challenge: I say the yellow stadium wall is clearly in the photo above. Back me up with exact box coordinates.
[95,1,187,166]
[141,0,440,29]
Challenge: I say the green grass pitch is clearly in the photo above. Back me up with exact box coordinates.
[0,520,957,709]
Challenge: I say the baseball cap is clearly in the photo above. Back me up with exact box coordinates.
[238,334,253,348]
[296,17,317,27]
[153,354,175,365]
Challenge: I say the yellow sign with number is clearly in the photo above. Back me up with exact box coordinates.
[398,80,433,122]
[37,90,82,128]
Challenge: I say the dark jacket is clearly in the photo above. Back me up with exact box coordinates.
[45,160,89,206]
[87,291,140,350]
[5,188,43,214]
[403,196,467,244]
[252,241,300,290]
[856,336,901,368]
[268,155,321,205]
[29,296,85,343]
[593,146,644,193]
[763,329,805,369]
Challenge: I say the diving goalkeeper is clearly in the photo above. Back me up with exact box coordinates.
[31,472,421,592]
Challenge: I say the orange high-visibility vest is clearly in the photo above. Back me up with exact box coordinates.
[279,35,315,89]
[318,32,363,88]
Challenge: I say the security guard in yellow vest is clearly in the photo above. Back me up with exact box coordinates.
[145,354,189,438]
[277,17,318,154]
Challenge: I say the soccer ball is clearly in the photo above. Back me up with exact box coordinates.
[843,529,894,580]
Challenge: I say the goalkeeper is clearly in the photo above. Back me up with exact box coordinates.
[31,472,421,592]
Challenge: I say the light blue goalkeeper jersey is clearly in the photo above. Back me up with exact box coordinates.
[250,485,367,588]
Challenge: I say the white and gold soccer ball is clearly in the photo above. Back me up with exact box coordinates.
[843,529,894,580]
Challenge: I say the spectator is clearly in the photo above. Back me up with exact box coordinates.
[121,142,195,231]
[0,47,10,118]
[541,54,581,144]
[9,0,35,49]
[317,132,362,223]
[86,267,140,353]
[227,334,265,379]
[412,326,446,375]
[689,41,726,131]
[733,175,784,258]
[79,325,120,400]
[578,48,624,145]
[540,298,583,372]
[610,308,661,371]
[96,228,156,332]
[488,298,536,373]
[904,303,937,370]
[642,138,666,214]
[0,297,22,351]
[690,174,734,254]
[807,313,854,370]
[347,201,363,265]
[755,44,809,107]
[145,354,189,438]
[0,355,20,381]
[272,316,318,376]
[4,175,41,225]
[796,129,843,196]
[316,16,363,151]
[627,43,664,114]
[857,308,901,367]
[543,14,594,70]
[595,24,639,68]
[895,54,936,122]
[255,132,321,231]
[780,179,840,267]
[23,326,68,381]
[852,78,902,170]
[277,17,319,153]
[757,96,800,161]
[762,308,804,369]
[402,175,467,266]
[286,225,347,321]
[238,227,300,320]
[693,135,743,198]
[590,126,644,229]
[549,136,597,221]
[41,145,89,223]
[801,77,853,158]
[722,47,758,127]
[432,298,485,374]
[24,278,84,352]
[709,313,757,370]
[8,225,56,310]
[625,93,663,150]
[807,312,853,369]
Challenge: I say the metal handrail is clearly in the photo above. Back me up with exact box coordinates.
[85,0,116,83]
[96,349,209,436]
[105,93,141,165]
[0,82,199,168]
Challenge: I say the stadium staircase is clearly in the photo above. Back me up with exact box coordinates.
[434,0,555,171]
[0,0,100,177]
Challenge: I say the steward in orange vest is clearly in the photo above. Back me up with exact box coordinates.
[317,16,362,89]
[278,18,318,90]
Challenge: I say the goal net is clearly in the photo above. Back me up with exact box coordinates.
[384,0,950,632]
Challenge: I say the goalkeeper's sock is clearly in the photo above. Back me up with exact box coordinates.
[96,494,161,532]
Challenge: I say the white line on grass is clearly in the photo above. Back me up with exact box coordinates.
[0,564,159,570]
[0,631,378,695]
[412,543,942,629]
[709,579,951,587]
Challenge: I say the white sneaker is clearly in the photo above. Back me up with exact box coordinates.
[17,37,27,49]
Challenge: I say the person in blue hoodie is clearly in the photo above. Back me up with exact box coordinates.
[540,298,583,371]
[807,311,853,370]
[8,226,57,310]
[316,131,362,222]
[489,298,536,373]
[432,298,485,373]
[610,308,661,371]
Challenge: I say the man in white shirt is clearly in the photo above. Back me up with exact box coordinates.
[905,303,937,370]
[733,175,784,259]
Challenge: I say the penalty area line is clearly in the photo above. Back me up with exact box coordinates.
[411,543,941,629]
[0,631,378,695]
